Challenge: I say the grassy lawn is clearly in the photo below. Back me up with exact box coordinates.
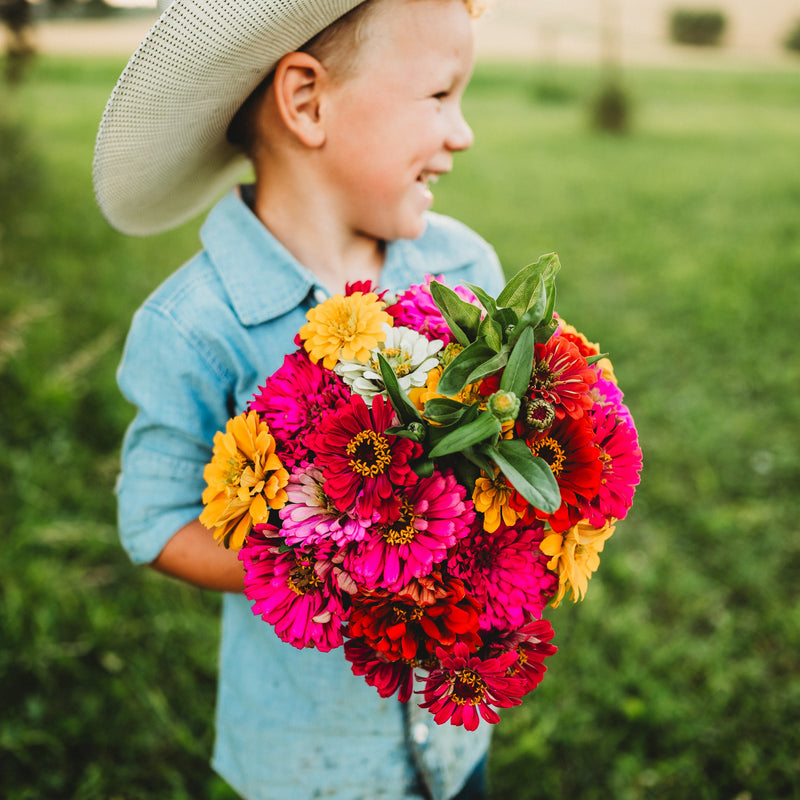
[1,54,799,799]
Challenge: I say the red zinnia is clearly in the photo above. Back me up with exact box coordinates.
[528,413,603,531]
[527,336,597,421]
[420,642,522,730]
[344,638,415,703]
[309,394,422,522]
[347,573,481,664]
[485,619,558,694]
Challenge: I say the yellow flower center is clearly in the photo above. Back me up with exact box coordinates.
[224,454,247,488]
[287,559,322,596]
[382,500,417,546]
[530,436,567,476]
[450,669,487,706]
[346,430,392,477]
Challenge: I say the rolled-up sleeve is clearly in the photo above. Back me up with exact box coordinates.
[116,304,233,564]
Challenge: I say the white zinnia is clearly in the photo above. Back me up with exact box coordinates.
[334,324,444,400]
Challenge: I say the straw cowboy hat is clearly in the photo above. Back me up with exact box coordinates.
[93,0,366,236]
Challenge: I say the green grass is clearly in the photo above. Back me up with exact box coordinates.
[2,55,799,799]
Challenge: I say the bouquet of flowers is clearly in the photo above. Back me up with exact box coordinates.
[200,253,642,730]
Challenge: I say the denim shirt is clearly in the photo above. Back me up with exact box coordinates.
[116,189,505,800]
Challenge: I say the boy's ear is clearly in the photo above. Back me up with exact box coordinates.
[273,51,328,148]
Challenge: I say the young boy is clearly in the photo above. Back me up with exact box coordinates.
[94,0,505,797]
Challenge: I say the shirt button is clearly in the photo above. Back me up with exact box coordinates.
[411,722,429,745]
[313,287,328,304]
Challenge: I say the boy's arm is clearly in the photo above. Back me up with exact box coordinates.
[151,518,245,593]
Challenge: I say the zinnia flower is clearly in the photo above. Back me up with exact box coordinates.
[309,394,421,522]
[239,527,348,651]
[472,469,525,534]
[334,324,444,400]
[420,642,521,730]
[344,469,474,591]
[528,413,604,532]
[540,518,616,607]
[580,402,643,528]
[448,521,557,630]
[250,350,350,468]
[200,410,289,550]
[347,573,482,664]
[344,639,415,703]
[279,464,371,546]
[486,619,558,693]
[299,291,392,370]
[556,319,616,384]
[385,276,478,344]
[527,335,597,421]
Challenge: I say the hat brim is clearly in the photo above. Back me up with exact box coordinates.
[93,0,365,236]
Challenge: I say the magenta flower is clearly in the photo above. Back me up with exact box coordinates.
[580,401,643,527]
[448,521,557,630]
[309,394,422,522]
[239,526,347,652]
[279,463,371,546]
[385,275,478,344]
[343,470,475,592]
[250,350,351,469]
[420,642,521,730]
[344,638,415,703]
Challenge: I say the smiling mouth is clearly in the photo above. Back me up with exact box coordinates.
[417,171,440,186]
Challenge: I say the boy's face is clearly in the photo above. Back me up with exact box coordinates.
[320,0,475,243]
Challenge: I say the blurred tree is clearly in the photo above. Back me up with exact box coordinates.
[0,0,34,83]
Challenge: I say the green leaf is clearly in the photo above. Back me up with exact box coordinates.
[429,410,502,458]
[423,397,471,425]
[497,253,561,317]
[410,457,435,478]
[586,353,610,366]
[486,438,560,513]
[429,281,482,346]
[463,282,497,316]
[500,326,535,397]
[377,354,422,426]
[437,340,496,396]
[464,348,510,386]
[479,314,504,351]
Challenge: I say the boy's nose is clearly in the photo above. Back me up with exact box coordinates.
[446,109,474,152]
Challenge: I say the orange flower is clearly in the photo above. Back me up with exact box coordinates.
[200,410,289,550]
[540,519,616,607]
[299,292,391,370]
[472,469,524,533]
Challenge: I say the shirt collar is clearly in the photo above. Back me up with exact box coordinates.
[201,189,475,326]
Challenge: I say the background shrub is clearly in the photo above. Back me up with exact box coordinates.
[784,18,800,53]
[669,9,727,46]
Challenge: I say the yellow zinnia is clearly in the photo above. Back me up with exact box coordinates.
[200,410,289,550]
[299,292,391,370]
[472,469,523,533]
[540,519,616,607]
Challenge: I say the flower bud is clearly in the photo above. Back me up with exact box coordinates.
[488,390,521,423]
[523,398,555,432]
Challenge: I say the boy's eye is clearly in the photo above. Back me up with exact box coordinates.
[433,91,449,100]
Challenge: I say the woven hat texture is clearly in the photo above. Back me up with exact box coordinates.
[93,0,365,235]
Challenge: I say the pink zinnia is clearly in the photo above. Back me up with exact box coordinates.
[344,638,415,703]
[250,350,351,468]
[385,275,478,344]
[344,469,474,592]
[527,336,597,421]
[448,521,557,630]
[309,394,422,522]
[420,642,522,730]
[239,526,347,652]
[279,464,370,546]
[580,402,643,527]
